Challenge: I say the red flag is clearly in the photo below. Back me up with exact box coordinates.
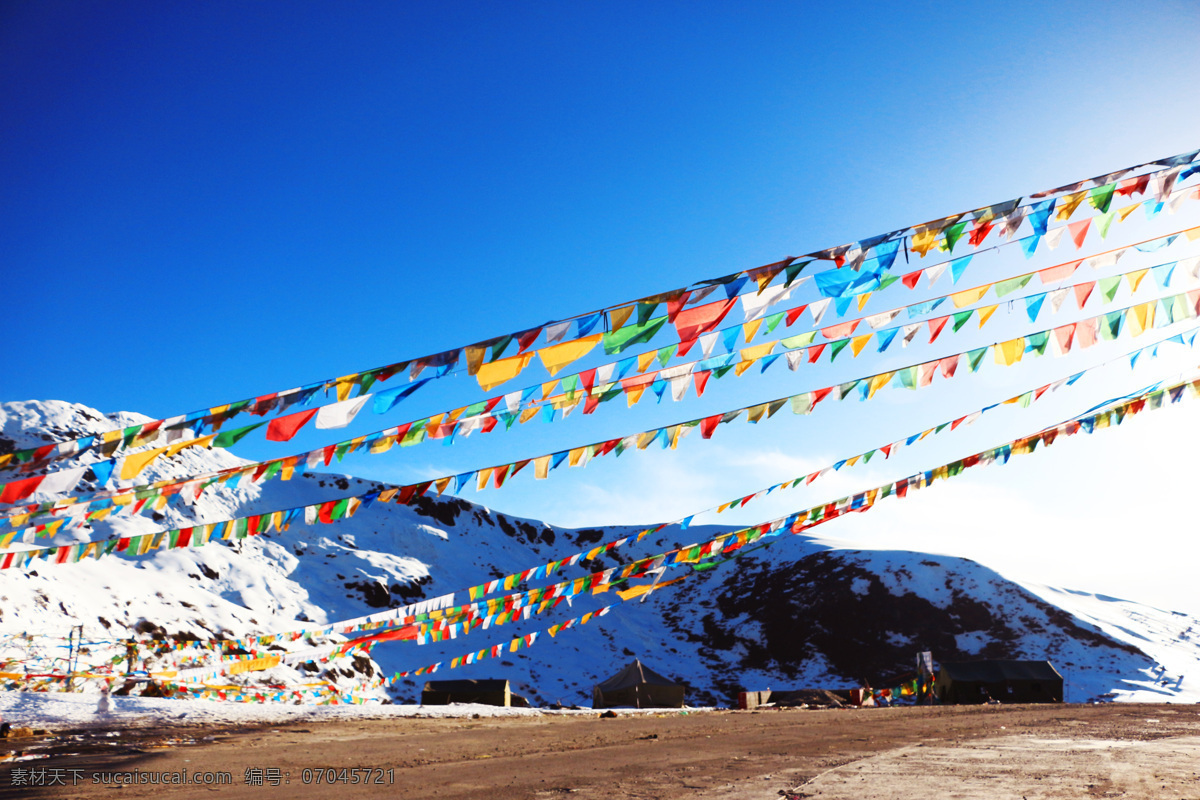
[1073,282,1095,308]
[693,371,711,398]
[673,298,736,342]
[810,386,833,407]
[516,327,543,354]
[927,316,950,343]
[0,475,44,505]
[666,291,692,322]
[699,415,721,439]
[1068,219,1091,249]
[901,271,922,289]
[968,220,994,246]
[1116,174,1149,197]
[821,319,860,340]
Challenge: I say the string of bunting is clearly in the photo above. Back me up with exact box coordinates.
[7,225,1197,513]
[6,276,1199,529]
[4,155,1195,474]
[379,605,614,684]
[18,215,1198,502]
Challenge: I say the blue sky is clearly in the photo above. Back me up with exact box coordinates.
[3,1,1200,612]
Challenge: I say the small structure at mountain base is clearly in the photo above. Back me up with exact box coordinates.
[593,659,685,709]
[937,659,1064,704]
[422,678,527,707]
[737,689,860,709]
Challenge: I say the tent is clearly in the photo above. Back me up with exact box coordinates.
[592,659,685,709]
[937,660,1063,704]
[422,679,528,707]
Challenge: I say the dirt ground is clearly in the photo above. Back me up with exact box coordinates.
[2,703,1199,799]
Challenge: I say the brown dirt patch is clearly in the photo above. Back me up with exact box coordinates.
[2,703,1199,799]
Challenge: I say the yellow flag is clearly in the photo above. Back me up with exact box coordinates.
[369,436,395,455]
[867,371,893,398]
[1127,301,1155,336]
[669,426,685,449]
[739,341,775,364]
[745,403,769,423]
[995,337,1025,366]
[625,384,648,406]
[734,359,757,377]
[951,285,990,308]
[165,433,216,458]
[475,469,493,491]
[568,447,586,467]
[464,345,487,377]
[856,292,872,311]
[637,351,657,373]
[476,352,534,391]
[1055,191,1086,221]
[537,334,602,376]
[609,306,635,330]
[1125,269,1149,294]
[1118,203,1141,222]
[119,446,169,481]
[229,655,281,675]
[533,455,552,479]
[850,334,873,357]
[910,227,939,256]
[742,319,763,341]
[977,304,999,327]
[334,376,357,401]
[617,576,686,601]
[280,456,299,481]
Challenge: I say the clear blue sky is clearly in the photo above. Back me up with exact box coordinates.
[4,1,1200,612]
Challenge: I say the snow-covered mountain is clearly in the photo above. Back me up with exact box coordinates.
[1,400,1197,707]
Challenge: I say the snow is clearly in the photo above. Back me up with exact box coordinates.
[0,690,716,728]
[0,691,724,728]
[3,399,1200,723]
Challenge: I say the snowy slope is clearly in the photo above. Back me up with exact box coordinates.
[1,400,1198,709]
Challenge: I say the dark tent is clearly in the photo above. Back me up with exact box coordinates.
[937,660,1063,704]
[422,679,528,707]
[592,659,685,709]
